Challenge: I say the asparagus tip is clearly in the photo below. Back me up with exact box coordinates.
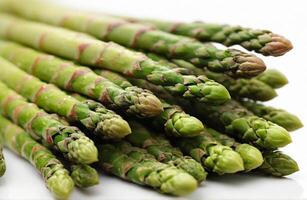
[260,33,293,56]
[68,136,98,164]
[269,111,303,132]
[97,117,132,139]
[71,164,100,188]
[236,53,266,77]
[204,145,244,174]
[236,144,264,172]
[126,87,164,117]
[264,124,292,148]
[47,170,75,200]
[171,114,205,137]
[198,80,231,104]
[161,172,198,196]
[261,151,299,177]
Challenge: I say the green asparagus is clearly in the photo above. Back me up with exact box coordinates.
[0,41,164,118]
[0,144,5,177]
[0,115,74,199]
[0,81,98,164]
[256,69,289,89]
[123,17,293,56]
[127,78,292,149]
[241,100,303,131]
[99,141,198,196]
[0,14,231,104]
[147,52,277,101]
[96,69,205,137]
[174,133,244,174]
[0,57,131,139]
[70,164,100,188]
[204,128,264,171]
[125,120,207,182]
[259,151,299,176]
[1,0,266,77]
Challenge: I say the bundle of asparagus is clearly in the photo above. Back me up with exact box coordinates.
[0,0,303,199]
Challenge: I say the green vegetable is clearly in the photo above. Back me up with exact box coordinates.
[147,52,277,101]
[96,69,205,137]
[256,69,289,89]
[0,14,230,105]
[174,133,244,174]
[99,141,198,196]
[0,81,98,164]
[70,164,100,188]
[0,115,74,199]
[123,17,293,56]
[0,144,5,177]
[126,120,207,182]
[0,57,131,139]
[127,78,292,149]
[241,100,303,131]
[259,151,299,176]
[0,41,164,118]
[1,0,266,77]
[204,128,264,171]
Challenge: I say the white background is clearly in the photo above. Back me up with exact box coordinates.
[0,0,307,199]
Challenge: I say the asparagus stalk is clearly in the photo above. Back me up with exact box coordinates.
[70,164,100,188]
[204,128,264,171]
[0,14,231,105]
[96,69,205,137]
[0,115,74,199]
[125,121,207,182]
[1,0,266,77]
[0,144,5,177]
[123,17,293,56]
[259,151,299,176]
[147,52,277,101]
[241,100,303,131]
[127,78,292,149]
[99,141,198,196]
[0,57,131,139]
[173,133,244,174]
[255,69,289,89]
[0,41,163,118]
[0,81,98,164]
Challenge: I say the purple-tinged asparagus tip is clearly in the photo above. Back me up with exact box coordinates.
[236,54,266,77]
[260,33,293,56]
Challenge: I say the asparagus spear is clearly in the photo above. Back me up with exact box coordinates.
[127,78,292,149]
[1,0,266,77]
[147,52,277,101]
[96,69,205,137]
[123,17,293,56]
[259,151,299,176]
[241,100,303,131]
[0,144,5,177]
[0,14,231,105]
[70,164,100,188]
[0,81,98,164]
[174,133,244,174]
[255,69,289,89]
[0,41,163,118]
[0,57,131,139]
[99,141,198,196]
[125,120,207,182]
[204,128,264,171]
[0,115,74,199]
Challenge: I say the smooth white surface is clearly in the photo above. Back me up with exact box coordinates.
[0,0,307,199]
